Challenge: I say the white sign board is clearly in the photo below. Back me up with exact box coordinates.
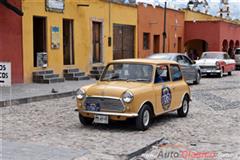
[0,62,11,87]
[46,0,64,13]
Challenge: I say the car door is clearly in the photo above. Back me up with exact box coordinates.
[181,55,196,81]
[176,55,190,81]
[223,53,235,72]
[169,64,185,109]
[153,65,173,114]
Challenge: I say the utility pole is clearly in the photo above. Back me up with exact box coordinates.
[162,1,167,53]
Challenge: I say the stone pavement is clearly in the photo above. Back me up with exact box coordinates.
[0,80,96,107]
[0,140,88,160]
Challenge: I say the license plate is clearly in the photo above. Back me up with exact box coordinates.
[94,115,109,124]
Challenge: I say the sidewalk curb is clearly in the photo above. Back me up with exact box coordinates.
[0,91,77,107]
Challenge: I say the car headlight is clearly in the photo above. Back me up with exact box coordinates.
[76,89,86,100]
[122,91,134,103]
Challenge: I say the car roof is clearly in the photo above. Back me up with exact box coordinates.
[111,58,178,65]
[203,51,226,54]
[148,53,182,57]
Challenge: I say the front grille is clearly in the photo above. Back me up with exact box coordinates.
[84,97,125,112]
[200,66,216,70]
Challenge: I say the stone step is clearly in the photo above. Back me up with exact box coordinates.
[63,68,80,74]
[90,70,103,75]
[64,72,85,78]
[65,76,90,81]
[33,74,59,81]
[33,70,54,75]
[43,77,65,84]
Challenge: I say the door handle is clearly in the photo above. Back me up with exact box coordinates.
[171,86,176,90]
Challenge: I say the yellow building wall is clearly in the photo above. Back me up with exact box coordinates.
[183,9,221,21]
[22,0,137,83]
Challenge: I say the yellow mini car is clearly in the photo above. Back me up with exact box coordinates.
[76,59,191,130]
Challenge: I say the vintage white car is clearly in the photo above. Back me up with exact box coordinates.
[196,52,236,77]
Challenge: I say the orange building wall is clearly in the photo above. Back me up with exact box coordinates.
[138,4,185,58]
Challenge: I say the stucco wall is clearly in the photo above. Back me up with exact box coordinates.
[138,4,185,58]
[22,0,137,83]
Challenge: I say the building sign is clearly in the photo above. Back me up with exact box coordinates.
[51,26,60,49]
[0,62,11,87]
[46,0,64,13]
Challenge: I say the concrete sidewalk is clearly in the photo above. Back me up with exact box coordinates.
[0,79,95,107]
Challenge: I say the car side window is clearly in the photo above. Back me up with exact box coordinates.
[224,54,230,59]
[182,56,192,65]
[170,65,183,81]
[154,65,170,83]
[176,56,184,64]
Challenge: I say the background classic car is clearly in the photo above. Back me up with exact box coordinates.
[196,52,236,77]
[76,59,191,131]
[147,53,201,84]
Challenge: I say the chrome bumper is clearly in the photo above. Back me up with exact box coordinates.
[76,109,138,117]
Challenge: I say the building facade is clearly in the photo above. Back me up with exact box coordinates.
[0,0,23,83]
[137,4,185,58]
[184,10,240,59]
[22,0,137,83]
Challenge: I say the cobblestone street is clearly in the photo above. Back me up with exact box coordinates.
[1,71,240,160]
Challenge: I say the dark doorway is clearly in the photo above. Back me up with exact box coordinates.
[63,19,74,65]
[113,24,135,60]
[33,16,46,67]
[153,35,160,53]
[177,37,182,53]
[92,22,102,63]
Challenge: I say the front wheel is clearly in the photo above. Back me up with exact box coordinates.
[218,68,224,78]
[228,71,232,76]
[79,113,93,126]
[135,104,152,131]
[177,96,189,117]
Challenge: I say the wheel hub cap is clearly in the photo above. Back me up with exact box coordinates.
[143,110,150,126]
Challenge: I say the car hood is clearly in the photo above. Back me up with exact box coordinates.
[84,81,147,97]
[196,59,219,66]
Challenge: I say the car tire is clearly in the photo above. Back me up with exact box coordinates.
[177,96,189,117]
[79,113,93,126]
[135,104,152,131]
[228,71,232,76]
[218,68,224,78]
[193,71,201,84]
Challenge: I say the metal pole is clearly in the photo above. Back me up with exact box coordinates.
[162,1,167,53]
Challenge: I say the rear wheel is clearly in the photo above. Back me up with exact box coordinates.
[193,71,201,84]
[135,104,152,131]
[79,113,93,126]
[177,96,189,117]
[228,71,232,76]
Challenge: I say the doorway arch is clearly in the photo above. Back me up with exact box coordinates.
[184,39,208,60]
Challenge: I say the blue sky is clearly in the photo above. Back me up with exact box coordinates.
[136,0,240,19]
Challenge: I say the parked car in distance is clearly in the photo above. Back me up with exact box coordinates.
[76,59,191,131]
[147,53,201,84]
[196,51,236,77]
[235,48,240,70]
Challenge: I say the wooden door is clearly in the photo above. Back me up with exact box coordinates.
[153,35,160,53]
[92,22,102,63]
[113,24,135,60]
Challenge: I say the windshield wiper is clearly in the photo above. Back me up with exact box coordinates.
[128,78,150,82]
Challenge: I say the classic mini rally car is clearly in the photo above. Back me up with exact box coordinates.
[76,59,191,130]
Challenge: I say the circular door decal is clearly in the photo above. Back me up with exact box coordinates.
[161,86,172,110]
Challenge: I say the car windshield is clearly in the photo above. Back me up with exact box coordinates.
[201,53,224,59]
[101,63,153,83]
[148,54,174,60]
